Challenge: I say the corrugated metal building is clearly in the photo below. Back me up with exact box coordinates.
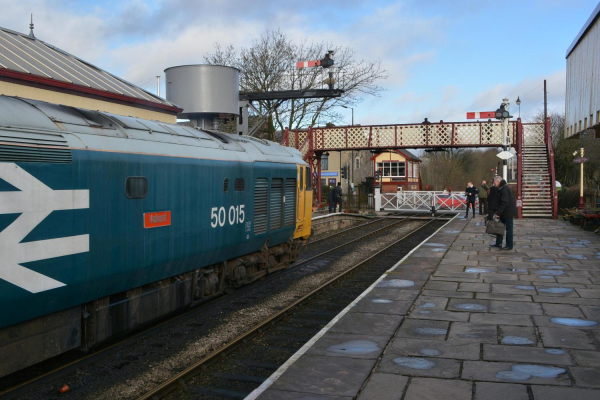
[565,3,600,138]
[0,26,182,122]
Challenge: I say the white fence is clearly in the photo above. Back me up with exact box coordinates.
[374,189,473,214]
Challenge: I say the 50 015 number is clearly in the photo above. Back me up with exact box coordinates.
[211,205,245,228]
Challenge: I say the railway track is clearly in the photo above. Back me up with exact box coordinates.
[0,215,418,400]
[137,218,446,400]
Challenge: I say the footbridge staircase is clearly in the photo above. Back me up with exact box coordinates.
[281,118,557,218]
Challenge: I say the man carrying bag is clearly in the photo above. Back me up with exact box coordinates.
[489,176,517,250]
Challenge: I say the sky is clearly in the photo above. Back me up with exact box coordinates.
[0,0,597,125]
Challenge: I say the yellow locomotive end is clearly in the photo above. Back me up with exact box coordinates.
[294,165,313,240]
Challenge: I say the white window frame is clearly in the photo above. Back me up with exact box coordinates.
[376,161,406,178]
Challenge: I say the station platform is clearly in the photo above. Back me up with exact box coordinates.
[248,216,600,400]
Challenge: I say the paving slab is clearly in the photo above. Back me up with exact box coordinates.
[474,382,529,400]
[388,337,480,360]
[356,373,408,400]
[268,355,377,397]
[483,344,573,365]
[328,312,403,337]
[571,350,600,367]
[462,360,571,385]
[377,353,461,378]
[258,390,352,399]
[531,386,600,400]
[404,378,472,400]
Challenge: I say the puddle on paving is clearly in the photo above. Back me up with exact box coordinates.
[514,285,536,290]
[542,246,564,250]
[501,336,535,345]
[377,279,415,288]
[530,259,556,263]
[326,340,381,355]
[458,333,480,338]
[539,276,555,279]
[420,349,441,356]
[545,349,566,355]
[413,327,447,336]
[501,268,527,273]
[496,365,566,381]
[535,270,565,276]
[566,254,587,260]
[423,243,447,247]
[430,248,447,252]
[419,302,437,308]
[445,230,461,234]
[539,288,573,294]
[419,310,432,314]
[550,318,598,327]
[393,357,436,370]
[566,244,586,248]
[465,268,492,273]
[453,303,488,311]
[476,222,485,226]
[371,299,393,304]
[546,266,567,270]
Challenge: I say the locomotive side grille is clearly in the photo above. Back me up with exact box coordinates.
[269,178,283,230]
[284,178,296,226]
[0,133,72,164]
[254,178,269,235]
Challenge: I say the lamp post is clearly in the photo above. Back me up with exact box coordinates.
[516,96,521,119]
[495,98,512,181]
[341,105,355,187]
[341,105,354,126]
[575,128,593,209]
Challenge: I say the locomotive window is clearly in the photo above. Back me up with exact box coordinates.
[234,178,245,191]
[224,178,229,193]
[305,167,312,190]
[126,177,148,199]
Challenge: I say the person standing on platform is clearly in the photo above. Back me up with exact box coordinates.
[328,186,334,213]
[479,180,489,216]
[333,182,343,213]
[465,182,478,218]
[487,178,500,221]
[491,177,517,250]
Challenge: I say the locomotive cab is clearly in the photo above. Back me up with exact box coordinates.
[294,165,313,240]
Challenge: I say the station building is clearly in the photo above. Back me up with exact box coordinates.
[565,3,600,138]
[0,26,182,122]
[371,149,422,192]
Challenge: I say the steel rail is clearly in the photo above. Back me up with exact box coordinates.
[137,218,440,400]
[0,216,408,399]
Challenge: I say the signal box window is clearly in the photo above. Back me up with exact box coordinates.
[126,177,148,199]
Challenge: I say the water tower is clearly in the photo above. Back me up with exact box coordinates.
[164,65,239,130]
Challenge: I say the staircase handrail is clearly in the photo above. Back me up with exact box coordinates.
[545,117,558,219]
[516,119,523,218]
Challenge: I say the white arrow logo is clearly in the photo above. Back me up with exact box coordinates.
[0,163,89,293]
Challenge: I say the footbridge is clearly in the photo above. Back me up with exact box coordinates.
[281,118,557,218]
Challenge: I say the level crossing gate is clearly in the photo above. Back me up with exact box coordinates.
[281,118,557,218]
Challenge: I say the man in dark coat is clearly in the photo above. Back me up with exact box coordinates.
[487,179,500,221]
[491,177,517,250]
[479,181,489,216]
[328,185,335,213]
[333,182,343,212]
[465,182,478,218]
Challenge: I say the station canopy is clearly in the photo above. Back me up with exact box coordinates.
[0,26,182,113]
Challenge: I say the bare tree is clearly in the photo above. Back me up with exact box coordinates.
[204,30,387,139]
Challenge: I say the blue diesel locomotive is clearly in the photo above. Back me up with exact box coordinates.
[0,95,313,376]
